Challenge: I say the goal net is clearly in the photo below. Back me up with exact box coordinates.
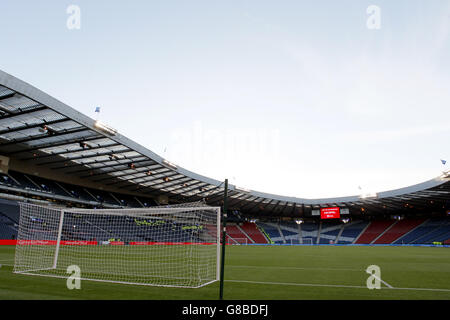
[14,202,221,288]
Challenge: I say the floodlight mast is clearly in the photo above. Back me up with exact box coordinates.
[219,179,228,300]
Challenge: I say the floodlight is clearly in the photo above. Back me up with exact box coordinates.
[360,192,377,199]
[235,186,251,193]
[163,159,177,169]
[94,120,117,135]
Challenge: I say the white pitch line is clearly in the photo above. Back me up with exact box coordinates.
[372,274,394,288]
[228,265,361,272]
[226,279,367,289]
[225,279,450,293]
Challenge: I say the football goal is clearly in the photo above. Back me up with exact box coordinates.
[13,202,221,288]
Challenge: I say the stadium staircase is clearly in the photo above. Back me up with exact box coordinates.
[226,225,251,244]
[335,224,345,243]
[370,221,398,244]
[336,221,369,244]
[298,223,303,244]
[236,224,255,244]
[257,222,283,243]
[318,222,342,244]
[355,220,396,244]
[277,224,286,244]
[280,222,304,244]
[316,222,322,244]
[298,221,318,244]
[240,222,268,244]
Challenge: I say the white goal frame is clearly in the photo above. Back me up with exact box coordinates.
[14,203,221,288]
[227,237,249,245]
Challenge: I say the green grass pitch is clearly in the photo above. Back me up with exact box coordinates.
[0,245,449,300]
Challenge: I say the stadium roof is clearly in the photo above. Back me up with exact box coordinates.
[0,69,449,217]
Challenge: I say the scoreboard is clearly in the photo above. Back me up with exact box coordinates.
[320,207,340,219]
[311,207,349,218]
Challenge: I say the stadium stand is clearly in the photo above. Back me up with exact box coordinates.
[1,198,449,245]
[411,219,450,244]
[0,215,16,239]
[0,199,20,239]
[279,221,300,244]
[318,222,342,244]
[0,199,20,223]
[7,171,39,191]
[258,222,283,243]
[393,220,431,244]
[336,221,369,244]
[87,189,113,204]
[225,224,251,244]
[373,219,426,244]
[355,220,396,244]
[393,219,446,244]
[1,203,212,244]
[0,173,18,187]
[298,221,318,244]
[26,174,70,198]
[0,170,158,209]
[1,172,449,245]
[240,222,268,244]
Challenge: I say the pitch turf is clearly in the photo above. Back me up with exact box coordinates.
[0,245,449,300]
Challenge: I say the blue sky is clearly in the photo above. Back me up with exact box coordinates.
[0,1,449,198]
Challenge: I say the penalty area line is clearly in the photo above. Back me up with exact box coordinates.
[227,265,361,272]
[225,279,367,290]
[225,279,450,292]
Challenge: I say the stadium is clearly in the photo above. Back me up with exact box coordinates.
[0,68,449,301]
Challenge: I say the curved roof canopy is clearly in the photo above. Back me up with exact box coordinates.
[0,69,449,217]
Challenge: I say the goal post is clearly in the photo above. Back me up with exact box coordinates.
[52,210,64,269]
[14,202,221,288]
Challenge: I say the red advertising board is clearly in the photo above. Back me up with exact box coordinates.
[129,241,215,246]
[320,207,340,219]
[14,240,97,246]
[0,240,217,246]
[0,240,17,245]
